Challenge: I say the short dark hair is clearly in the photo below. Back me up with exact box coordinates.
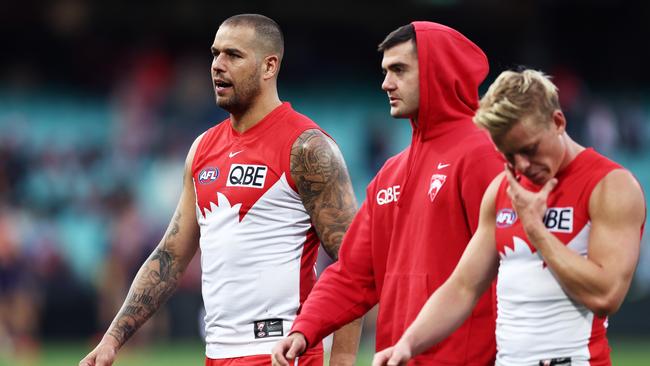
[378,24,416,52]
[221,14,284,60]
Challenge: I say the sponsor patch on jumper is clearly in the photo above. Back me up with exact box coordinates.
[376,185,400,205]
[253,319,283,339]
[227,164,268,188]
[543,207,574,233]
[538,357,571,366]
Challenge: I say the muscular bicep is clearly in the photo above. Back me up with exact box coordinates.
[587,170,645,303]
[290,129,357,260]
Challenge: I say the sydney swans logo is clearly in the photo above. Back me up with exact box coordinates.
[428,174,447,202]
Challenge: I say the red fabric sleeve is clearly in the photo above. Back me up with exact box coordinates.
[461,146,503,233]
[291,199,379,348]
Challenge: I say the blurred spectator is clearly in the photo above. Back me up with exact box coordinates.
[365,116,392,175]
[110,47,173,174]
[0,206,40,364]
[552,65,588,142]
[617,95,648,154]
[586,100,620,156]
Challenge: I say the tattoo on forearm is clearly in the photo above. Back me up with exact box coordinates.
[169,213,180,236]
[152,248,173,281]
[123,305,143,316]
[291,130,357,260]
[112,319,136,343]
[108,211,184,347]
[130,291,153,305]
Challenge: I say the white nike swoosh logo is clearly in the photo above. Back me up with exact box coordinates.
[437,163,451,169]
[229,150,244,158]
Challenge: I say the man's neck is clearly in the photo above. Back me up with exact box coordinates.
[557,134,585,172]
[230,93,282,134]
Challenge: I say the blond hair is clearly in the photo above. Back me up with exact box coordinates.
[473,69,560,137]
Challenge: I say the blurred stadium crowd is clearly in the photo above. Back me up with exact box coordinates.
[1,0,650,361]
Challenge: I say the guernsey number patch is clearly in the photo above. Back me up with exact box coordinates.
[253,318,283,339]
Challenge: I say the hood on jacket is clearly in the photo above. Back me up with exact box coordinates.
[412,21,489,141]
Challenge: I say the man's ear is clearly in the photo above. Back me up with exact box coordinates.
[552,110,567,134]
[262,55,280,80]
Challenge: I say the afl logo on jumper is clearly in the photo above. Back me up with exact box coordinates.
[227,164,268,188]
[428,174,447,202]
[496,208,517,228]
[198,167,219,184]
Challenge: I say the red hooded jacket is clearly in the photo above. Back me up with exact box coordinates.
[292,22,502,365]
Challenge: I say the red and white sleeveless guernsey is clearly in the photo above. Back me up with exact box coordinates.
[494,148,630,366]
[191,102,324,358]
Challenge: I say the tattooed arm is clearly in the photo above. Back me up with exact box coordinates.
[291,129,357,260]
[80,136,203,366]
[290,129,362,366]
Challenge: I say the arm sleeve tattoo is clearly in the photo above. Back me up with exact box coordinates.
[107,211,185,347]
[290,129,358,260]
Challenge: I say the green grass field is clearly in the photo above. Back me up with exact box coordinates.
[1,338,648,366]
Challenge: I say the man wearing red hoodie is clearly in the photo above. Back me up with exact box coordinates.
[272,22,502,365]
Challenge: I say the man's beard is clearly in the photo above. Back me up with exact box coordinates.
[217,69,262,114]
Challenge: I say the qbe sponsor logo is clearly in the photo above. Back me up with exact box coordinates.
[377,185,400,205]
[198,167,219,184]
[543,207,573,233]
[496,208,517,228]
[227,164,267,188]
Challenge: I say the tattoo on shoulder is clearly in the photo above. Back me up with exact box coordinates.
[291,129,357,260]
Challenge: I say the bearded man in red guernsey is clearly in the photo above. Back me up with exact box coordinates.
[80,14,362,366]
